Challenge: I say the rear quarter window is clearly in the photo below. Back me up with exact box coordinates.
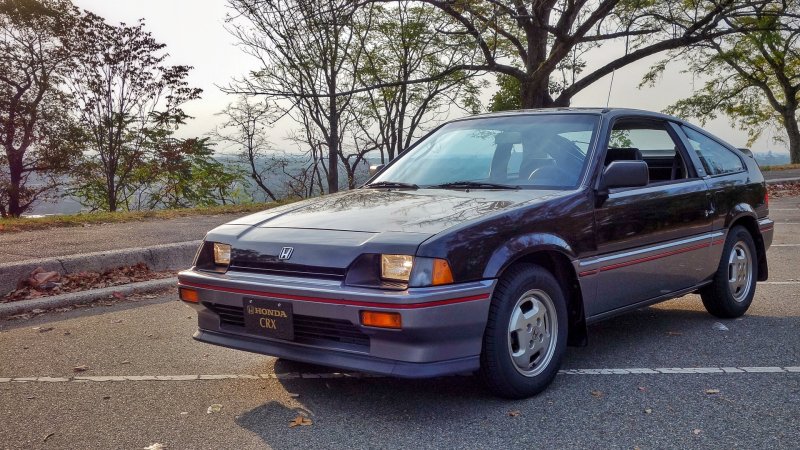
[681,126,744,176]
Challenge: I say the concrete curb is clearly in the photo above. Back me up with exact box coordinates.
[0,241,199,297]
[0,277,177,318]
[766,176,800,185]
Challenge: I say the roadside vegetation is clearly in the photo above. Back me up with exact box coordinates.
[0,200,292,232]
[760,163,800,171]
[2,0,799,220]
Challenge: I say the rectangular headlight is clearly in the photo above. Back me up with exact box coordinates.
[380,254,414,281]
[213,243,231,266]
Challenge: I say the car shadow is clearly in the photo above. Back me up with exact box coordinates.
[233,299,799,448]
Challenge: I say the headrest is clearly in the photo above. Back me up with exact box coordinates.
[605,147,642,165]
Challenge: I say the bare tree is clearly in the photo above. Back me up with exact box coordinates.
[353,1,484,164]
[214,96,281,201]
[226,0,368,194]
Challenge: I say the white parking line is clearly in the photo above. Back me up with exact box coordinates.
[761,281,800,285]
[1,367,798,383]
[771,244,800,247]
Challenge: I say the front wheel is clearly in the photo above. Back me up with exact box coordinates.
[700,226,758,318]
[479,264,567,399]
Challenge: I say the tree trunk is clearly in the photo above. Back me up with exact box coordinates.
[785,112,800,164]
[519,78,558,109]
[106,173,117,212]
[327,99,340,194]
[7,152,24,217]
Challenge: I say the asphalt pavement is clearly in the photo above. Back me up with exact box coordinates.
[763,167,800,181]
[0,198,798,449]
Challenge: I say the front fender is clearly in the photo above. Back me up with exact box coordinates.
[482,233,577,279]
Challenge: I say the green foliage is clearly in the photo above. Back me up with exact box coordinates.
[489,74,521,112]
[67,12,204,211]
[664,3,800,162]
[145,137,249,209]
[0,0,81,217]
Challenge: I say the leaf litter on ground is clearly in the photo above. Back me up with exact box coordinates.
[1,263,175,303]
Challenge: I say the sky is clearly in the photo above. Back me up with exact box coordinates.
[71,0,785,154]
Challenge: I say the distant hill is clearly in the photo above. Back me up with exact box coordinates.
[24,152,377,216]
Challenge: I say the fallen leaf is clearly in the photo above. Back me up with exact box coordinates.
[705,389,720,395]
[644,408,652,414]
[26,395,36,400]
[637,386,647,392]
[37,327,54,333]
[43,432,55,442]
[180,411,188,415]
[73,365,89,372]
[102,396,111,400]
[207,404,222,414]
[31,308,46,314]
[112,292,126,300]
[666,331,683,336]
[590,390,604,398]
[289,415,313,428]
[692,429,702,435]
[121,360,131,364]
[143,444,166,450]
[508,410,521,417]
[111,319,123,324]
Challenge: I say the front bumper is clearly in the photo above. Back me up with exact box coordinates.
[178,269,496,378]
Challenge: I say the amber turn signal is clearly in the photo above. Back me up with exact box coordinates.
[179,287,199,303]
[431,258,454,285]
[360,311,402,329]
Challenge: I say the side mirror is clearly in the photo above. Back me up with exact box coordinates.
[599,160,649,191]
[369,164,385,177]
[738,148,755,158]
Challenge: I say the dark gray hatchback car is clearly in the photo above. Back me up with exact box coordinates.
[179,108,773,398]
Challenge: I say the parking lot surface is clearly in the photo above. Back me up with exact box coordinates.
[1,197,798,449]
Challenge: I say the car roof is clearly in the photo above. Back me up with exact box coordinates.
[459,107,684,123]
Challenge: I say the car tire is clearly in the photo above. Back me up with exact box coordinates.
[479,264,568,399]
[700,226,758,318]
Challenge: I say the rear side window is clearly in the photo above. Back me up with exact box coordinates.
[681,126,744,176]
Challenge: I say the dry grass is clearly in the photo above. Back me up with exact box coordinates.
[760,163,800,172]
[0,200,295,233]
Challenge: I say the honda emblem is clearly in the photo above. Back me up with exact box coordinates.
[278,247,294,260]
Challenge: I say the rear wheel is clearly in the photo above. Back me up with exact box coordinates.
[479,264,567,399]
[700,226,758,318]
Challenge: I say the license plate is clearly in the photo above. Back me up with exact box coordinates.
[243,298,294,340]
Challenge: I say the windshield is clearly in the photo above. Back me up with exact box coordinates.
[372,114,600,189]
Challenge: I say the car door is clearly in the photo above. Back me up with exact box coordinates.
[583,117,716,318]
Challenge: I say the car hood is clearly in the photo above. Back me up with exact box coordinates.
[228,188,562,235]
[205,188,565,271]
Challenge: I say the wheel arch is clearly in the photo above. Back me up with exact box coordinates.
[487,240,588,348]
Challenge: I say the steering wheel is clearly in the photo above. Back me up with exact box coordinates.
[527,135,583,185]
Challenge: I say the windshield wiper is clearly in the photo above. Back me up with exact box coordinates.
[365,181,419,189]
[428,180,520,190]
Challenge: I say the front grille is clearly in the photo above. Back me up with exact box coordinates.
[206,303,245,327]
[229,260,346,281]
[293,315,370,347]
[202,302,369,349]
